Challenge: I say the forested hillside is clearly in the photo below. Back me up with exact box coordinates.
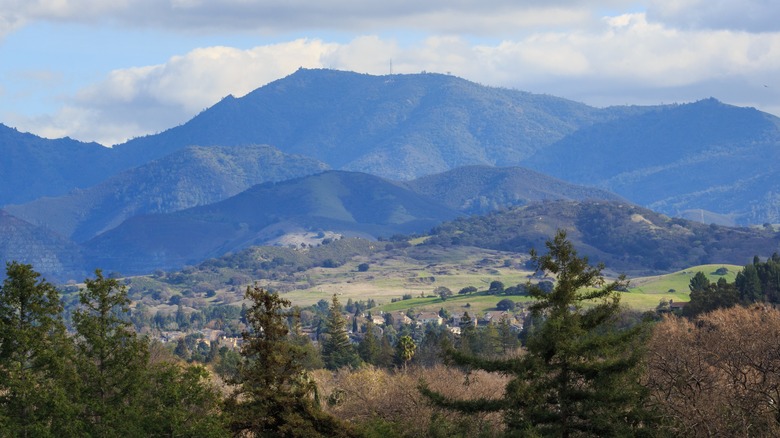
[424,200,780,274]
[524,98,780,224]
[6,145,328,242]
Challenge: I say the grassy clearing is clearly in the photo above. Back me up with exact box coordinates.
[281,262,746,313]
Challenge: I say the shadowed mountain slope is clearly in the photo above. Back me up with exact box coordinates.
[5,145,328,242]
[424,200,780,275]
[0,124,118,205]
[83,171,460,274]
[0,210,86,282]
[405,165,625,214]
[524,99,780,224]
[115,69,632,180]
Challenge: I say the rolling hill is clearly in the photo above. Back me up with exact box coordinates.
[114,68,634,180]
[523,99,780,225]
[5,144,329,242]
[0,210,86,282]
[83,171,461,274]
[423,200,780,275]
[405,165,625,214]
[0,124,119,206]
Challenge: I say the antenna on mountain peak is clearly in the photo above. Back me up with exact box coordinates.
[389,59,393,75]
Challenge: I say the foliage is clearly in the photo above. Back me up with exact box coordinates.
[395,335,416,368]
[735,254,780,304]
[683,272,739,317]
[321,295,361,370]
[315,365,506,437]
[73,270,151,436]
[225,285,349,437]
[0,262,75,436]
[646,306,780,436]
[434,286,453,301]
[0,263,231,436]
[421,230,655,436]
[495,298,515,311]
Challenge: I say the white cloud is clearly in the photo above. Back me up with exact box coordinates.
[8,11,780,145]
[0,1,629,36]
[646,0,780,32]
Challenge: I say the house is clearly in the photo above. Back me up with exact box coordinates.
[370,313,385,326]
[416,312,443,326]
[669,300,688,313]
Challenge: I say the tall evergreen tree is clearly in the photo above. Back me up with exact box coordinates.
[0,262,76,437]
[684,274,739,318]
[72,270,149,436]
[321,294,360,370]
[357,320,380,365]
[736,263,763,303]
[421,230,655,436]
[225,285,349,437]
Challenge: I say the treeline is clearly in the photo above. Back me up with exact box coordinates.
[5,232,780,436]
[0,263,225,436]
[682,254,780,317]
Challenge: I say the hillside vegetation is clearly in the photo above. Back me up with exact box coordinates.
[424,200,780,274]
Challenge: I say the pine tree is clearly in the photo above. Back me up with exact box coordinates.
[321,294,360,370]
[736,263,763,303]
[497,314,519,354]
[225,285,350,437]
[0,262,76,437]
[72,270,149,436]
[358,320,380,365]
[421,230,655,436]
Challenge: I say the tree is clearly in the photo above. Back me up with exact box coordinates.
[496,298,515,311]
[497,314,519,354]
[321,294,360,370]
[735,263,763,303]
[72,270,150,436]
[141,358,227,437]
[684,275,739,318]
[357,263,370,272]
[421,230,655,436]
[646,306,780,436]
[458,286,477,295]
[488,280,505,294]
[358,321,380,365]
[395,335,416,370]
[225,285,348,437]
[0,262,76,437]
[434,286,453,301]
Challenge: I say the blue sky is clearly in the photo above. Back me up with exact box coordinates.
[2,0,779,146]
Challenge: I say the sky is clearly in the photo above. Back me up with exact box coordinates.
[1,0,779,146]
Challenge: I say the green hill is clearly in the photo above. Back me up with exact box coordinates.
[422,200,780,275]
[84,171,459,274]
[6,145,328,242]
[0,210,86,282]
[405,165,624,214]
[524,99,780,225]
[115,68,629,180]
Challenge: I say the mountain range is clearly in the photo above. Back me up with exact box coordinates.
[2,68,780,280]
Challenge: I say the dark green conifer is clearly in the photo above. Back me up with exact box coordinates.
[225,285,350,437]
[73,270,149,436]
[421,230,655,436]
[0,262,76,437]
[321,294,360,370]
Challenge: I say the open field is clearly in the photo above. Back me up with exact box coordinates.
[125,236,749,317]
[268,253,745,314]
